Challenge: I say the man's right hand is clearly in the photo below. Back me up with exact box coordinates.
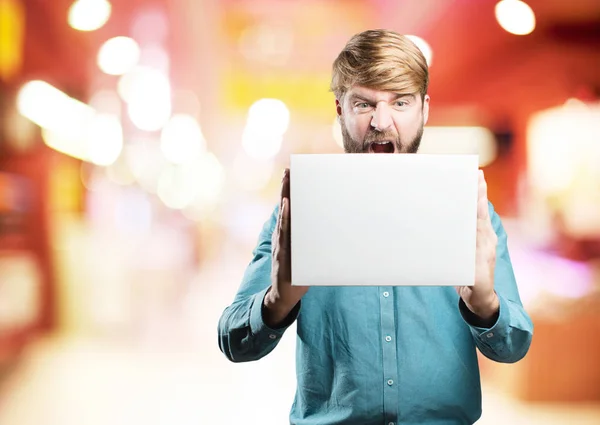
[263,168,308,328]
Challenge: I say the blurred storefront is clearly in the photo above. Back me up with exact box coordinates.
[0,0,600,423]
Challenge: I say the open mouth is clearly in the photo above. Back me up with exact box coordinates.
[369,141,395,154]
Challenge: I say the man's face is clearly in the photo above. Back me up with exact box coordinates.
[336,85,430,154]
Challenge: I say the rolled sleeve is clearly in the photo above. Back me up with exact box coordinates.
[249,287,301,342]
[461,292,532,363]
[460,294,510,345]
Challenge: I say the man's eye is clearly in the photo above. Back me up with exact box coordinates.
[396,101,408,107]
[355,102,370,109]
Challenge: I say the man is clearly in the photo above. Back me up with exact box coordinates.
[218,29,533,425]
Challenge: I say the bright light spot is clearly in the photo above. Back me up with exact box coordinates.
[495,0,536,36]
[17,80,95,132]
[41,114,123,166]
[527,101,600,240]
[406,35,433,67]
[563,97,588,110]
[97,36,140,75]
[248,98,290,135]
[160,114,206,164]
[68,0,111,32]
[231,153,274,192]
[117,66,169,104]
[119,67,171,131]
[420,126,497,167]
[242,98,289,160]
[528,102,600,194]
[42,128,89,161]
[332,117,343,149]
[17,80,125,165]
[87,114,123,166]
[128,100,171,132]
[17,80,102,162]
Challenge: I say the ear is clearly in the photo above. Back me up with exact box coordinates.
[335,98,342,118]
[422,94,430,125]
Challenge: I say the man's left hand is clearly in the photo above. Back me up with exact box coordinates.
[456,170,499,321]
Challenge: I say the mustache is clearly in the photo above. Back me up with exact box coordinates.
[363,130,401,149]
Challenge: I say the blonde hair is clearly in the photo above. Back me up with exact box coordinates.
[330,29,429,102]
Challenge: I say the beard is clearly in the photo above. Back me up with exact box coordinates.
[340,116,424,154]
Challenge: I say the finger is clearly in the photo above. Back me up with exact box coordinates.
[282,168,290,201]
[477,170,489,220]
[282,197,290,247]
[273,170,288,254]
[272,208,281,257]
[280,197,292,282]
[280,168,290,245]
[278,196,291,255]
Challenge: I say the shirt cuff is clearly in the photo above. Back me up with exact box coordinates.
[249,287,301,341]
[459,294,510,344]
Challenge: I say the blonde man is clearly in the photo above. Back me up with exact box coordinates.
[218,29,533,425]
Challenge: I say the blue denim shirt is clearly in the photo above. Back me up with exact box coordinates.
[218,203,533,425]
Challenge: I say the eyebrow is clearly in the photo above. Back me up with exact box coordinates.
[348,93,416,103]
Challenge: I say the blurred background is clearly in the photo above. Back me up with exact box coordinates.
[0,0,599,423]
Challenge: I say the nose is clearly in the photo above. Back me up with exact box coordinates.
[371,103,393,132]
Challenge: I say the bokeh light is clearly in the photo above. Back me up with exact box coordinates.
[119,67,172,131]
[160,114,206,164]
[17,80,95,131]
[495,0,536,35]
[97,36,141,76]
[68,0,111,32]
[242,98,290,160]
[86,114,123,166]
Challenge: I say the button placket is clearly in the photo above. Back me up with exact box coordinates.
[380,287,399,424]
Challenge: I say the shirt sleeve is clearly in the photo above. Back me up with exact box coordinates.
[217,205,300,363]
[459,201,534,363]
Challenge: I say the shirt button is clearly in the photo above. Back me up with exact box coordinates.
[269,334,277,340]
[383,291,389,298]
[387,379,394,386]
[486,333,494,338]
[385,335,392,342]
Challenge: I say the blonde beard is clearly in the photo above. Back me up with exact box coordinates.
[339,117,424,154]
